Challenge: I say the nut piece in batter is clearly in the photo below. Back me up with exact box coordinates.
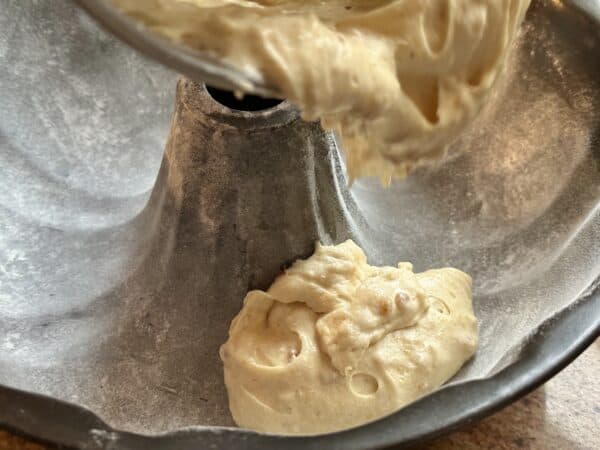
[219,240,478,435]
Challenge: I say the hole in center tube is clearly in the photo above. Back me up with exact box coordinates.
[206,86,283,111]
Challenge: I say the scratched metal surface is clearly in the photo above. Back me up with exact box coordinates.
[0,0,599,441]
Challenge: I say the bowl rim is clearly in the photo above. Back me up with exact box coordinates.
[73,0,282,98]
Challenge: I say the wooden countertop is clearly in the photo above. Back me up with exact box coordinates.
[2,339,598,450]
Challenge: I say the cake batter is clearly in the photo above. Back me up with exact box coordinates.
[112,0,531,182]
[219,241,478,434]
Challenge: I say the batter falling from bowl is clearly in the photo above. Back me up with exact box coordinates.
[113,0,531,182]
[112,0,530,435]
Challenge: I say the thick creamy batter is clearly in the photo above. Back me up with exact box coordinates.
[108,1,499,433]
[219,241,478,434]
[112,0,531,182]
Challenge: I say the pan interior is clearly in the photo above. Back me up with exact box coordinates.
[0,0,599,434]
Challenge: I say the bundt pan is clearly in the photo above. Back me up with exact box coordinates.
[1,0,599,448]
